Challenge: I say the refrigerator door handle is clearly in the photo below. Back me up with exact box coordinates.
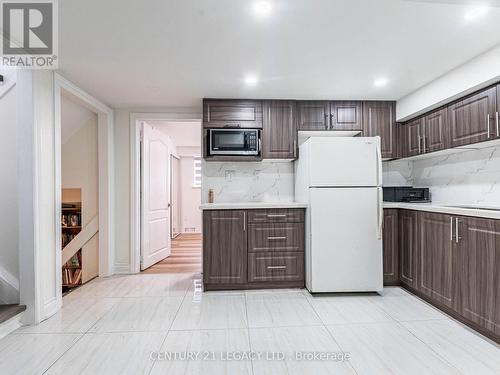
[376,136,383,186]
[377,187,383,240]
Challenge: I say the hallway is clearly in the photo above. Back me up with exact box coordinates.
[143,234,202,274]
[1,270,500,374]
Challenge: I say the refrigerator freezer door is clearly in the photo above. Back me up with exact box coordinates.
[307,137,381,187]
[308,187,383,292]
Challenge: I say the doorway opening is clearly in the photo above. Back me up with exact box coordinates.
[137,120,202,274]
[59,93,100,294]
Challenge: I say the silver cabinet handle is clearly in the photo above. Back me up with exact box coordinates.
[324,114,329,130]
[267,236,286,240]
[267,265,286,270]
[496,111,499,138]
[418,134,422,153]
[487,114,491,139]
[455,218,461,243]
[243,211,246,231]
[450,217,454,242]
[267,214,287,218]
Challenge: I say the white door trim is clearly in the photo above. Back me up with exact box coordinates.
[129,112,201,274]
[54,73,115,288]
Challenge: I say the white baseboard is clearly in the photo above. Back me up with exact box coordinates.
[0,312,24,340]
[114,263,132,274]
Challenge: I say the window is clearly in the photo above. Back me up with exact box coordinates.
[193,156,201,188]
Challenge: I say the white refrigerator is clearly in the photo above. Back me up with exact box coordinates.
[295,136,383,293]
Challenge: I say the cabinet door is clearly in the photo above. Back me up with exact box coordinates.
[363,101,396,158]
[262,100,296,159]
[383,209,399,285]
[457,217,500,337]
[330,101,363,131]
[203,210,247,285]
[422,108,449,153]
[403,118,423,157]
[448,86,497,147]
[203,99,263,129]
[399,210,418,288]
[417,212,455,308]
[297,101,330,130]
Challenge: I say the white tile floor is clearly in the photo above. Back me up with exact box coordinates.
[2,272,500,375]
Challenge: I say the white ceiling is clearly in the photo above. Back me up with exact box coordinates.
[61,94,96,144]
[150,121,201,148]
[58,0,500,109]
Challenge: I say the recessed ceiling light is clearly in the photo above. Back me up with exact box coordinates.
[253,1,272,17]
[244,74,259,86]
[373,78,388,87]
[464,5,489,21]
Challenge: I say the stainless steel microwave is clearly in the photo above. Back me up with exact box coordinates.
[208,129,260,156]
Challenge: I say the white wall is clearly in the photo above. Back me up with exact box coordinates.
[0,84,19,304]
[397,44,500,121]
[180,156,201,233]
[61,105,99,283]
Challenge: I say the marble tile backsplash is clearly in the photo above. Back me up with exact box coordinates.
[202,161,294,203]
[382,145,500,205]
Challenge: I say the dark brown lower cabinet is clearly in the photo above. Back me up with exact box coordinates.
[383,209,399,285]
[203,210,247,285]
[399,210,418,289]
[456,217,500,338]
[384,209,500,343]
[417,212,455,309]
[203,208,305,290]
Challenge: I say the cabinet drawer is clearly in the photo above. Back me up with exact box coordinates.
[248,223,304,252]
[248,252,304,282]
[247,209,305,223]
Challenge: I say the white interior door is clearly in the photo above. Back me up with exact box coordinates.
[141,122,171,270]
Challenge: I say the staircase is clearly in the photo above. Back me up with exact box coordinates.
[0,304,26,339]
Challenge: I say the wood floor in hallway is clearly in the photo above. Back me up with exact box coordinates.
[143,233,202,274]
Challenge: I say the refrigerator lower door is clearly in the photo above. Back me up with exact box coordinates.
[308,187,383,293]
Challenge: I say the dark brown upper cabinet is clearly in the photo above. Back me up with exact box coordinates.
[262,100,297,159]
[423,108,450,153]
[363,101,396,159]
[297,101,330,130]
[403,117,424,157]
[399,210,418,289]
[330,101,363,131]
[383,209,399,285]
[202,210,248,285]
[418,212,455,309]
[203,99,263,129]
[403,108,449,157]
[457,217,500,338]
[448,86,497,147]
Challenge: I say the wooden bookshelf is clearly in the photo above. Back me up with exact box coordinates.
[61,188,83,291]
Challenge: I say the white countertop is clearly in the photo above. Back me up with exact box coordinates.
[199,202,308,210]
[383,202,500,220]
